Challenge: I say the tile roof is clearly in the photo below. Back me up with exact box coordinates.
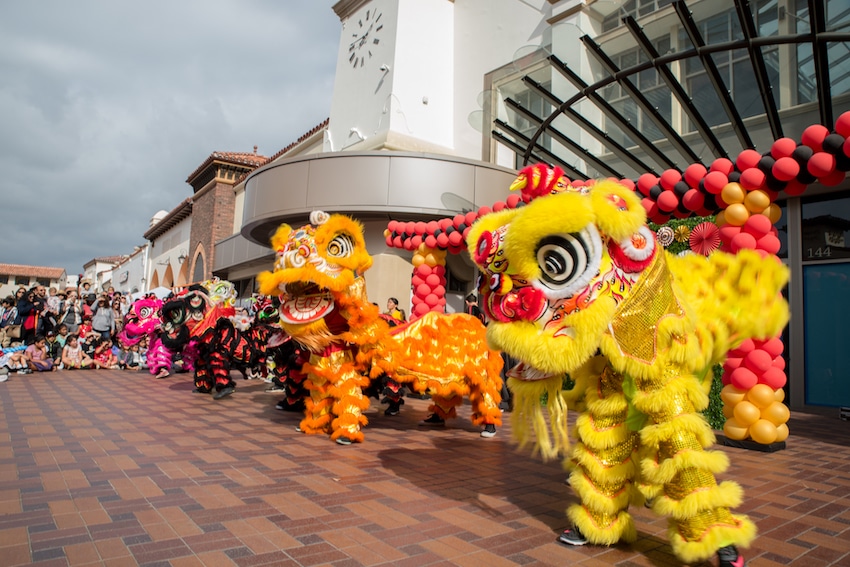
[143,198,193,241]
[0,263,67,279]
[235,118,330,185]
[185,147,270,184]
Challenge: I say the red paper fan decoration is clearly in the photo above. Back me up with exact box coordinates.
[689,222,721,256]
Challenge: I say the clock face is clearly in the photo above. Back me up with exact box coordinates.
[348,8,383,70]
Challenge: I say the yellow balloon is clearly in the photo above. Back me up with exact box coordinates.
[724,203,750,226]
[761,401,790,426]
[749,419,778,444]
[721,384,747,406]
[715,210,727,227]
[723,417,749,441]
[747,384,775,409]
[764,203,782,224]
[424,253,437,267]
[721,182,745,205]
[722,404,735,419]
[412,254,425,267]
[744,189,770,213]
[733,400,760,426]
[774,387,786,403]
[774,423,789,442]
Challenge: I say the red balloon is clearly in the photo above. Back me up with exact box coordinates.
[757,233,781,255]
[723,356,743,374]
[426,220,439,233]
[385,235,393,247]
[439,218,453,230]
[411,235,423,248]
[452,215,465,228]
[772,157,799,181]
[808,151,836,178]
[801,124,830,151]
[417,264,432,276]
[424,235,437,248]
[650,211,670,224]
[425,274,441,287]
[736,149,762,172]
[477,206,491,216]
[784,179,807,196]
[448,231,464,247]
[718,224,741,244]
[618,178,635,191]
[731,232,757,252]
[414,221,427,234]
[730,367,758,390]
[673,208,691,219]
[432,285,446,296]
[492,201,507,212]
[411,275,423,287]
[406,221,416,234]
[403,238,415,251]
[821,168,846,186]
[415,283,431,299]
[682,189,705,211]
[660,169,682,191]
[743,214,772,238]
[836,111,850,137]
[637,173,658,195]
[744,349,773,374]
[762,337,784,358]
[414,302,430,316]
[737,338,756,354]
[740,167,766,190]
[684,164,707,187]
[436,233,449,248]
[424,293,440,307]
[393,236,403,248]
[506,193,522,208]
[642,197,658,217]
[771,137,798,159]
[710,158,735,175]
[657,191,679,212]
[432,265,446,276]
[703,171,728,194]
[465,211,478,226]
[772,356,786,370]
[759,367,787,389]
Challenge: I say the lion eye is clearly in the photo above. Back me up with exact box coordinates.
[139,307,152,319]
[326,234,354,258]
[535,228,600,297]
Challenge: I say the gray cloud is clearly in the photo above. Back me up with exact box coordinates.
[0,0,339,274]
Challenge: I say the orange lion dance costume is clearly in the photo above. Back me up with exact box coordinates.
[466,166,789,566]
[258,211,503,445]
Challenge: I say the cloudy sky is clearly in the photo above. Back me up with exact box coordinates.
[1,1,340,276]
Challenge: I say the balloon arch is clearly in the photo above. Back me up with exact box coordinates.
[383,111,850,446]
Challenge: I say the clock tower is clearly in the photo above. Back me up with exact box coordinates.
[328,0,454,153]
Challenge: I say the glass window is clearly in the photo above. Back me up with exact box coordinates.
[0,275,7,285]
[804,263,850,407]
[801,194,850,262]
[36,278,50,287]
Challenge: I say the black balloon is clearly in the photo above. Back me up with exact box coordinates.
[649,185,663,200]
[674,181,690,197]
[823,133,845,156]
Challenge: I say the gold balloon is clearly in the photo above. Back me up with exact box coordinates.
[723,417,749,441]
[747,384,775,409]
[722,404,735,419]
[744,189,770,213]
[733,400,761,426]
[761,401,790,426]
[424,253,437,267]
[749,419,778,444]
[412,254,425,267]
[774,423,789,442]
[721,182,745,205]
[774,387,786,403]
[715,210,727,227]
[724,203,750,226]
[765,203,782,224]
[721,384,747,406]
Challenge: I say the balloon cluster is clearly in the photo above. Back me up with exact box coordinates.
[636,111,850,225]
[720,337,790,444]
[410,245,448,318]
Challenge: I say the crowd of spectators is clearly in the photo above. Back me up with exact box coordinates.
[0,281,145,374]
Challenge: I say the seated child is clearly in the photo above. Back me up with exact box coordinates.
[1,345,29,373]
[123,343,143,371]
[62,335,93,369]
[25,335,54,372]
[92,338,119,369]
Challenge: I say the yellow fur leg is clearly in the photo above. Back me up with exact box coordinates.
[567,504,637,545]
[669,513,757,564]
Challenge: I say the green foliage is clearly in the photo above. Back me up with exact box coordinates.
[702,364,726,430]
[648,215,715,256]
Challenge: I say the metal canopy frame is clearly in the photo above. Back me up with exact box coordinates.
[492,0,850,179]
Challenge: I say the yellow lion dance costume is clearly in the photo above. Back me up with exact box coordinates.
[466,170,788,566]
[258,211,503,445]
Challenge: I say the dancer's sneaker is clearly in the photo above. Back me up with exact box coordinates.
[335,437,352,445]
[419,413,445,426]
[558,525,588,546]
[717,545,744,567]
[213,386,235,399]
[480,424,497,438]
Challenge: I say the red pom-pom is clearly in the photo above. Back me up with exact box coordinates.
[492,201,506,212]
[703,171,728,194]
[740,167,766,190]
[710,158,735,174]
[660,169,682,191]
[736,149,762,172]
[801,124,830,151]
[743,214,772,238]
[506,193,522,208]
[772,157,799,181]
[808,151,836,178]
[657,191,679,212]
[684,164,707,187]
